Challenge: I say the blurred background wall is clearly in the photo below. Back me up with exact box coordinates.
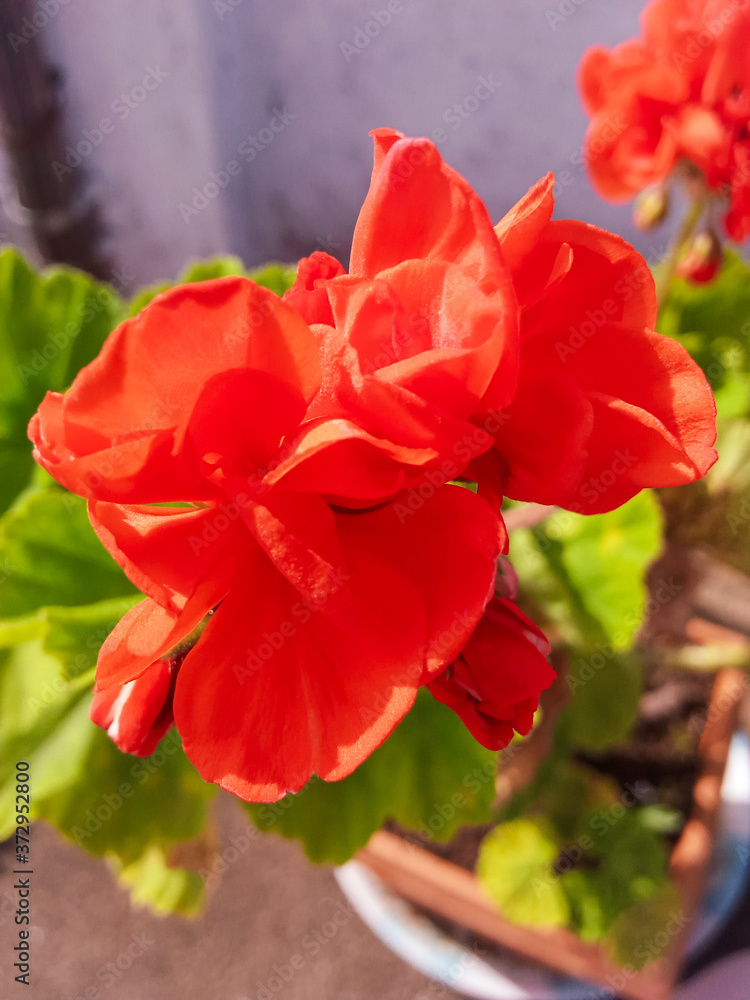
[0,0,671,292]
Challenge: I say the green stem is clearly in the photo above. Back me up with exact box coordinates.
[654,198,705,312]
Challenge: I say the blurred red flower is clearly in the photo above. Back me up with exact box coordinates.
[578,0,750,240]
[429,598,556,751]
[30,277,501,802]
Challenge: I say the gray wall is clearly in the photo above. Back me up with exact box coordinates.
[2,0,675,291]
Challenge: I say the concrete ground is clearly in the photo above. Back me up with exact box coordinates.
[1,791,748,1000]
[0,793,461,1000]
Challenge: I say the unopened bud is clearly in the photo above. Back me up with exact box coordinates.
[633,186,670,231]
[676,230,723,284]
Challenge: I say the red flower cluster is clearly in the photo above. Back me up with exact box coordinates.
[30,130,716,802]
[578,0,750,241]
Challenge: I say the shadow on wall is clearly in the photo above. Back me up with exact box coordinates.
[2,0,673,288]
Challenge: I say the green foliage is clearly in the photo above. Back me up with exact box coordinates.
[478,758,676,963]
[659,250,750,419]
[559,652,643,752]
[247,262,298,297]
[245,691,497,864]
[478,818,571,926]
[0,248,124,514]
[127,255,297,315]
[657,252,750,580]
[510,492,662,652]
[0,639,214,915]
[114,848,206,916]
[44,597,141,681]
[0,251,305,915]
[606,884,683,969]
[0,484,214,914]
[509,494,659,755]
[0,488,138,618]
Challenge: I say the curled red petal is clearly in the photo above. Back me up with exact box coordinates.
[90,656,174,757]
[429,598,556,752]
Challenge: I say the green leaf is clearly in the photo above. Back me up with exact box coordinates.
[0,249,123,514]
[114,847,205,916]
[558,808,672,948]
[659,250,750,420]
[179,255,246,283]
[525,759,620,842]
[0,638,215,913]
[247,262,297,296]
[0,487,137,618]
[0,642,85,801]
[126,258,297,317]
[605,883,683,968]
[128,256,248,315]
[43,596,141,680]
[511,493,661,651]
[245,691,497,864]
[559,650,643,752]
[477,818,570,927]
[127,282,173,316]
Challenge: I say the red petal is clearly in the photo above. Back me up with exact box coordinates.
[494,174,555,274]
[90,657,173,756]
[96,562,234,690]
[283,251,346,326]
[429,598,555,751]
[174,485,501,801]
[88,502,242,613]
[350,135,511,297]
[30,278,319,504]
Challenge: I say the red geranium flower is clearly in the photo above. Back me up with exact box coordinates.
[285,130,717,516]
[578,0,750,240]
[429,598,556,751]
[285,128,520,523]
[30,277,502,802]
[490,173,718,512]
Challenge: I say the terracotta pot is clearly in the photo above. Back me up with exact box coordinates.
[351,665,747,1000]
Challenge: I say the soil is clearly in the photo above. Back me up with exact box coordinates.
[390,664,715,876]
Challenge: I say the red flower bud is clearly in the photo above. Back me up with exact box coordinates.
[90,656,176,756]
[428,598,556,751]
[676,230,723,284]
